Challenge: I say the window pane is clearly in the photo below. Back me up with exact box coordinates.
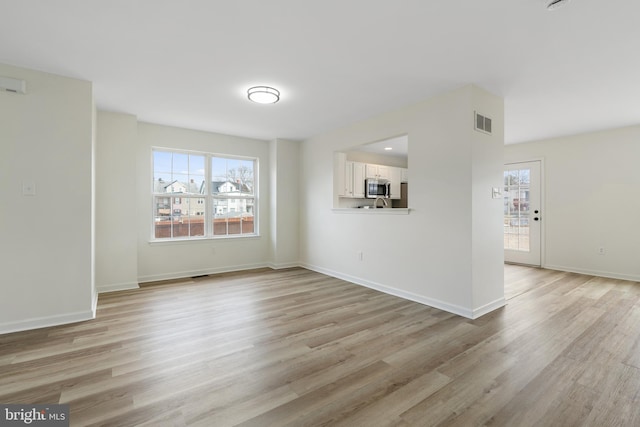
[153,150,173,190]
[153,197,206,239]
[212,198,255,236]
[153,151,172,173]
[189,154,205,176]
[505,170,518,186]
[211,157,254,195]
[213,199,228,236]
[154,196,171,238]
[172,153,189,178]
[504,166,532,252]
[153,151,206,195]
[153,149,257,240]
[172,198,205,238]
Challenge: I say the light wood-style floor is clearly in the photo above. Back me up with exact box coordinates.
[1,265,640,426]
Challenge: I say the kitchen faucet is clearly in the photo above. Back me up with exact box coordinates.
[373,197,388,209]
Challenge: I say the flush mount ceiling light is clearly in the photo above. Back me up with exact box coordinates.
[546,0,571,10]
[247,86,280,104]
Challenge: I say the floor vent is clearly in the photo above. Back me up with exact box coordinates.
[474,111,492,135]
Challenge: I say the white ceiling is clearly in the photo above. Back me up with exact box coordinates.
[1,0,639,144]
[355,135,408,158]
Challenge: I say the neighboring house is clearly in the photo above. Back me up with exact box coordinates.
[211,180,254,217]
[155,178,206,218]
[154,178,254,220]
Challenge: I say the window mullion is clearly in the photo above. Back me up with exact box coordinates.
[205,154,211,238]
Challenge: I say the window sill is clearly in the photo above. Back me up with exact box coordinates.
[149,234,261,245]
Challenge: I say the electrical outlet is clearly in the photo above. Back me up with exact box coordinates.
[598,247,606,255]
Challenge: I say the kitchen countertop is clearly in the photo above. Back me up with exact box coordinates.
[331,208,410,215]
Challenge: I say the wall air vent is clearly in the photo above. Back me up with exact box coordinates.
[474,111,492,135]
[0,76,27,94]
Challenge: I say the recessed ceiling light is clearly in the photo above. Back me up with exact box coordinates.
[247,86,280,104]
[384,147,393,151]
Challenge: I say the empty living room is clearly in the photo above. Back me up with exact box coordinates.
[1,1,639,426]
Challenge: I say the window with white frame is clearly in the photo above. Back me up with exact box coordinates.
[152,149,257,240]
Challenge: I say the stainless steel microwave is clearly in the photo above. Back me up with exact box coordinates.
[365,178,390,198]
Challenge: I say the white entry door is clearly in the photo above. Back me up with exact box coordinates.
[504,161,541,266]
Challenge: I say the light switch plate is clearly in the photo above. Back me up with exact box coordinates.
[492,187,501,199]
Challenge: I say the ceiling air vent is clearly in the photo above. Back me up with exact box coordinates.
[474,111,492,135]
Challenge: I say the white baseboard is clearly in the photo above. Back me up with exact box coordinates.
[268,261,301,270]
[544,264,640,282]
[0,309,95,335]
[92,291,99,317]
[137,262,271,284]
[98,281,140,294]
[300,263,488,319]
[472,297,506,319]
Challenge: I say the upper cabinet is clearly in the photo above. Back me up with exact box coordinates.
[349,161,365,198]
[389,167,401,199]
[365,164,389,180]
[336,157,406,200]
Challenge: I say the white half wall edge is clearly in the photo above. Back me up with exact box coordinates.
[544,264,640,283]
[137,262,271,284]
[301,263,480,319]
[98,282,141,294]
[0,309,96,335]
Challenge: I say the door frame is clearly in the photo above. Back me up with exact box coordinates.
[504,158,545,268]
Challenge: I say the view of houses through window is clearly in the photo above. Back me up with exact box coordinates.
[153,149,256,240]
[503,168,530,251]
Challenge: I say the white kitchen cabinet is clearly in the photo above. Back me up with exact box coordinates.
[352,162,365,198]
[401,168,408,183]
[378,165,389,180]
[365,163,390,180]
[389,167,402,199]
[365,164,377,179]
[345,161,365,198]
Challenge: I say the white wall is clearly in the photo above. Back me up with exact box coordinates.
[346,151,408,168]
[0,63,95,333]
[269,139,300,268]
[300,85,504,318]
[471,87,505,312]
[505,126,640,281]
[135,122,272,282]
[96,112,139,292]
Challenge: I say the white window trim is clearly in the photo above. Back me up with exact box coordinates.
[151,147,259,242]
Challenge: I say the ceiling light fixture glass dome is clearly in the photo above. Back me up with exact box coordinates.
[247,86,280,104]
